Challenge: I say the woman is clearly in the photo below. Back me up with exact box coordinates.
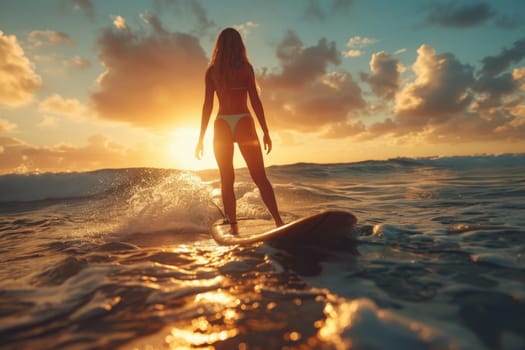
[195,27,284,233]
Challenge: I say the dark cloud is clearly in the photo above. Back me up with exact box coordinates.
[474,73,518,108]
[480,37,525,77]
[304,0,325,21]
[302,0,354,21]
[90,16,208,128]
[189,0,216,36]
[493,14,521,30]
[259,32,364,131]
[263,31,340,88]
[360,51,403,100]
[141,13,169,34]
[425,2,495,28]
[424,1,521,30]
[151,0,215,37]
[473,37,525,108]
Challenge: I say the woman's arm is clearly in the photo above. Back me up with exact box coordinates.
[247,65,272,154]
[195,67,215,159]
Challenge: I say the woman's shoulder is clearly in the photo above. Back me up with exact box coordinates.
[205,65,217,81]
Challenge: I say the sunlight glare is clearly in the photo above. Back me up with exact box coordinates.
[195,290,239,305]
[164,290,241,349]
[167,128,216,171]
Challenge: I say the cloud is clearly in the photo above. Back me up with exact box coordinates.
[361,51,404,100]
[473,38,525,108]
[510,104,525,118]
[303,0,354,21]
[394,45,475,123]
[344,50,363,58]
[63,55,91,70]
[355,44,525,142]
[90,16,208,128]
[0,31,42,107]
[0,118,17,132]
[514,67,525,90]
[69,0,95,21]
[493,14,521,30]
[304,0,325,21]
[28,30,75,47]
[479,37,525,77]
[423,110,525,143]
[425,1,520,29]
[394,48,407,55]
[189,0,216,37]
[149,0,215,37]
[234,21,259,38]
[0,134,156,174]
[323,120,366,138]
[263,31,340,88]
[112,15,128,30]
[346,36,378,48]
[259,32,365,131]
[343,35,378,58]
[474,73,517,109]
[38,94,89,120]
[425,2,494,27]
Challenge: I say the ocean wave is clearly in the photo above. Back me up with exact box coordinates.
[0,168,181,203]
[1,154,523,203]
[410,153,525,169]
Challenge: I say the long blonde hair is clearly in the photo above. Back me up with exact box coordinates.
[210,28,250,90]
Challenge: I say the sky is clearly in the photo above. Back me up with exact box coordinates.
[1,0,524,174]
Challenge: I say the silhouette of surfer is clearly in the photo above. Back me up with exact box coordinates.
[196,28,284,234]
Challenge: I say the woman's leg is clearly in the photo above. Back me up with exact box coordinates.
[213,119,237,228]
[236,117,284,226]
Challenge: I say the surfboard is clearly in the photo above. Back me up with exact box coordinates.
[210,210,357,246]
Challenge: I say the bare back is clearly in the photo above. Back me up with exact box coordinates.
[207,64,253,115]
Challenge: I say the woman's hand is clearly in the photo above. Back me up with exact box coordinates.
[195,140,204,159]
[263,133,272,154]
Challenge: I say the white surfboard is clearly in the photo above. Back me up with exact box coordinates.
[210,210,357,246]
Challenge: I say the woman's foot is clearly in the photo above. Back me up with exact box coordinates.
[223,218,238,235]
[230,222,239,235]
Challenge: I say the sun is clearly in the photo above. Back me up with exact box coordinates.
[167,128,217,170]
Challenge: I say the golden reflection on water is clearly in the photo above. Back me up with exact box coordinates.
[165,290,241,349]
[318,300,356,350]
[195,290,238,305]
[130,244,335,349]
[166,325,239,349]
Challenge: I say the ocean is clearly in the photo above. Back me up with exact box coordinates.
[1,154,524,350]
